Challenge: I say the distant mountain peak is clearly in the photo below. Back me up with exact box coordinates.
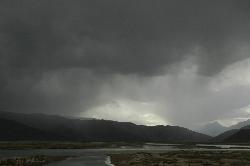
[198,121,227,137]
[207,121,225,127]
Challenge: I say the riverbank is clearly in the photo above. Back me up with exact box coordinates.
[0,155,72,166]
[110,151,250,165]
[0,141,143,150]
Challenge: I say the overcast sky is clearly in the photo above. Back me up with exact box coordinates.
[1,0,250,129]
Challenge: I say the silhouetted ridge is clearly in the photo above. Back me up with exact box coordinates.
[0,111,211,142]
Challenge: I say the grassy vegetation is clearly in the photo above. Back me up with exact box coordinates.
[0,155,72,166]
[110,151,250,166]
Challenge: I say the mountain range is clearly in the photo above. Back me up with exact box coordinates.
[213,125,250,143]
[198,119,250,136]
[0,111,210,142]
[198,119,250,143]
[1,111,250,143]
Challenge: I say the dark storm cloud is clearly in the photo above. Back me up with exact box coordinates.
[1,0,250,76]
[0,0,250,116]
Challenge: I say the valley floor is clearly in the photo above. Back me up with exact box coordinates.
[110,151,250,166]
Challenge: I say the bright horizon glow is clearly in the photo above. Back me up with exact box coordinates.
[81,99,168,126]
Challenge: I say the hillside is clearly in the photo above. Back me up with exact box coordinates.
[0,118,57,141]
[212,129,239,142]
[225,129,250,143]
